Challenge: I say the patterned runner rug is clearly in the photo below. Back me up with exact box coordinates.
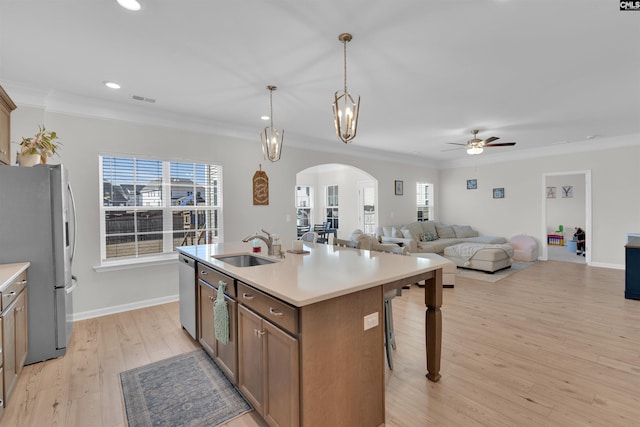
[120,349,252,427]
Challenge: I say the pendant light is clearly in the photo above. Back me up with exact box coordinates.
[332,33,360,144]
[260,85,284,162]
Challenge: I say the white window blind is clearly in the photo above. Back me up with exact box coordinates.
[100,155,223,263]
[416,182,433,221]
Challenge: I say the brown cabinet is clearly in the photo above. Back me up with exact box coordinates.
[0,85,17,166]
[197,265,238,383]
[238,284,299,427]
[1,268,28,407]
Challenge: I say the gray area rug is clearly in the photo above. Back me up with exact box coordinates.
[120,349,252,427]
[455,261,536,283]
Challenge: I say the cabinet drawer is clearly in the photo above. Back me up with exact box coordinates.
[197,263,236,298]
[1,271,26,312]
[238,282,298,335]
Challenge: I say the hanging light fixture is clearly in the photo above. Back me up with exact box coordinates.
[260,85,284,162]
[467,145,484,155]
[332,33,360,144]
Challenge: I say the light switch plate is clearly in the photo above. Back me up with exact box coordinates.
[364,312,379,330]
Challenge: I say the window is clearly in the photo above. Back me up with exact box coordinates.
[295,186,313,227]
[359,182,376,234]
[416,182,433,221]
[100,155,223,264]
[326,185,339,229]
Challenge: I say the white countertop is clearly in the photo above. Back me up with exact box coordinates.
[0,262,30,289]
[178,241,447,307]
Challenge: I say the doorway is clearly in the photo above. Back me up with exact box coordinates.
[541,170,591,265]
[296,164,378,240]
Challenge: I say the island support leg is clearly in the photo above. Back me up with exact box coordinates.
[425,268,442,382]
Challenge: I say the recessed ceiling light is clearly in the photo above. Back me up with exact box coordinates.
[261,115,270,121]
[104,81,121,89]
[117,0,141,11]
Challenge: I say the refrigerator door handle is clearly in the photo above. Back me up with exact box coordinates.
[66,275,78,295]
[68,182,78,263]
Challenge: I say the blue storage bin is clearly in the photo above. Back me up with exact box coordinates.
[567,240,577,253]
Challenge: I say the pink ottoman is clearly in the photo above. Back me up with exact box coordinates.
[508,234,538,262]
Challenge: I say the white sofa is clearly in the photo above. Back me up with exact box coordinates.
[375,221,507,254]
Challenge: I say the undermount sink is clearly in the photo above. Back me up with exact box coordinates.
[213,254,276,267]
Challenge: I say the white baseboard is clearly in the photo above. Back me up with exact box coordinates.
[589,262,624,270]
[73,294,179,321]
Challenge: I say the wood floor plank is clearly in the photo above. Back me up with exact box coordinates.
[2,260,639,427]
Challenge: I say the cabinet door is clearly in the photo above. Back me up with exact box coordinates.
[14,291,28,374]
[2,303,16,404]
[238,305,265,414]
[214,294,237,384]
[264,320,300,427]
[198,281,216,356]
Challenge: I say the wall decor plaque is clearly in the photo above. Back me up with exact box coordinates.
[253,164,269,205]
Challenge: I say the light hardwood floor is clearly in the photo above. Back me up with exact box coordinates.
[2,260,639,427]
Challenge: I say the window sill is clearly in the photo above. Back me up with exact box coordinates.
[93,253,178,272]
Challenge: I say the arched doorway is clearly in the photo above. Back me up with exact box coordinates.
[296,164,378,241]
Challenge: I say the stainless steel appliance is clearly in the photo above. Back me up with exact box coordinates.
[0,164,77,364]
[178,253,196,339]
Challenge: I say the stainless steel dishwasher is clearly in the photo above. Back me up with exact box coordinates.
[178,254,196,339]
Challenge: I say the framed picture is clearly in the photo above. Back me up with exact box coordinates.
[546,187,556,198]
[467,179,477,190]
[493,187,505,199]
[394,180,403,195]
[561,186,573,198]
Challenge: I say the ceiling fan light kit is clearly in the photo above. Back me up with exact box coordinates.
[260,85,284,162]
[448,129,516,155]
[332,33,360,144]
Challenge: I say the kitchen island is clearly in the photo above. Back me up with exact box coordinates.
[178,241,446,427]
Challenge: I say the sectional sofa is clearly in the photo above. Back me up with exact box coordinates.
[375,220,507,254]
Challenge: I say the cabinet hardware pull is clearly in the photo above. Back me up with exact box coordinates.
[242,293,254,300]
[8,291,16,296]
[16,307,23,312]
[17,280,27,285]
[255,329,266,337]
[209,295,214,301]
[269,307,284,317]
[200,270,208,275]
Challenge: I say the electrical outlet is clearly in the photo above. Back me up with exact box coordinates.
[364,312,379,331]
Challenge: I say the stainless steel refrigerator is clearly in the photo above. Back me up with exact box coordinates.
[0,164,77,364]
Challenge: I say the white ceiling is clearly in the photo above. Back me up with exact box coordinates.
[1,0,639,167]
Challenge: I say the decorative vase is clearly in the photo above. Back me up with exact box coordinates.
[18,153,41,167]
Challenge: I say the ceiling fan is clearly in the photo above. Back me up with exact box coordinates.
[446,130,516,155]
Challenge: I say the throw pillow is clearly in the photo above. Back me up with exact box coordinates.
[452,225,478,238]
[402,229,413,239]
[435,224,456,239]
[392,226,403,238]
[421,231,439,241]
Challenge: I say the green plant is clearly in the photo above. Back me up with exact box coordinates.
[20,125,61,162]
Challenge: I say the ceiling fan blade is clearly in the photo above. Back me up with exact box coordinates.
[485,142,516,147]
[483,136,499,143]
[446,142,469,146]
[441,146,465,152]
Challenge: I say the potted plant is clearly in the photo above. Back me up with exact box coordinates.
[18,125,61,166]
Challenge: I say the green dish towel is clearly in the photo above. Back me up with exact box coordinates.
[214,281,229,344]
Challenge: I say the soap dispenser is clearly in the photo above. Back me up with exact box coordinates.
[272,234,282,257]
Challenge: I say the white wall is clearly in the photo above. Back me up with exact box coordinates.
[8,107,439,317]
[439,140,640,269]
